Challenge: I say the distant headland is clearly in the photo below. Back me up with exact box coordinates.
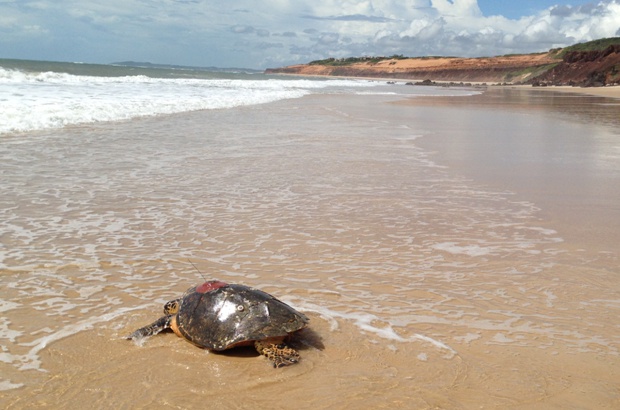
[265,37,620,87]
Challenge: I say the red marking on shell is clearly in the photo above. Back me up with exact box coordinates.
[196,280,228,293]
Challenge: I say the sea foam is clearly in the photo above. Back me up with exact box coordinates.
[0,67,378,135]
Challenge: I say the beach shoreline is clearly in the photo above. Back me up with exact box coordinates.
[270,69,620,99]
[509,83,620,98]
[268,70,620,99]
[1,86,618,408]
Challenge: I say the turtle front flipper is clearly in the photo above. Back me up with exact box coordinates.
[254,339,300,368]
[126,315,172,340]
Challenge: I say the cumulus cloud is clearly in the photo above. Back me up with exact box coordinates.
[432,0,482,17]
[272,0,617,65]
[401,18,446,40]
[0,0,619,68]
[296,0,620,62]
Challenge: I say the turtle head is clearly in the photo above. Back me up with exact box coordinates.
[164,299,180,315]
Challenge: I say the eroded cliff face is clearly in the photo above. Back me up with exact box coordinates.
[265,55,556,83]
[265,44,620,86]
[530,45,620,86]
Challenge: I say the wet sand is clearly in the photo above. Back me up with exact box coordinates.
[401,87,620,255]
[1,87,619,409]
[522,85,620,99]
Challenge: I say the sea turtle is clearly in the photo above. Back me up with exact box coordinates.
[126,280,309,367]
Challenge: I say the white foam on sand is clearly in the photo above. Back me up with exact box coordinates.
[7,305,146,373]
[431,242,494,257]
[293,300,458,358]
[0,379,24,391]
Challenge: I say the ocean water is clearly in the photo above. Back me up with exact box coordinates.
[1,59,619,408]
[0,59,478,135]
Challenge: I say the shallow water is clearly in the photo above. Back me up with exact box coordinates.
[1,88,619,408]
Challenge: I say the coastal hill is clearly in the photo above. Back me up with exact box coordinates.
[265,37,620,87]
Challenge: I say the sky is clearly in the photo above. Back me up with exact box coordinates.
[1,0,619,69]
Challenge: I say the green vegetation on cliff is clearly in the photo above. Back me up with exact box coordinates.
[551,37,620,58]
[309,38,620,67]
[308,55,408,66]
[505,63,560,83]
[273,37,620,86]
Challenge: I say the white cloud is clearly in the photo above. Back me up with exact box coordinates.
[401,18,445,40]
[0,0,619,68]
[431,0,482,17]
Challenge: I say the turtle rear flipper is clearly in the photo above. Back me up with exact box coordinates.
[254,340,300,368]
[126,315,172,340]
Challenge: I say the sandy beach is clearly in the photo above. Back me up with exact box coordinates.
[512,84,620,98]
[1,85,619,409]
